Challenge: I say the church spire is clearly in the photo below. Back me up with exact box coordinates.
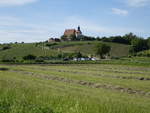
[77,26,81,31]
[76,26,82,38]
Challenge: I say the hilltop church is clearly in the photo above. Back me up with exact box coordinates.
[49,26,83,42]
[63,26,83,40]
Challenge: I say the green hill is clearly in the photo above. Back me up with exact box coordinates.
[0,43,58,60]
[55,41,130,57]
[0,41,130,60]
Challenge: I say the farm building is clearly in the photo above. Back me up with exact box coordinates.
[48,38,61,42]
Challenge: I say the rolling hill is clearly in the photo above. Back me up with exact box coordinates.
[0,41,130,60]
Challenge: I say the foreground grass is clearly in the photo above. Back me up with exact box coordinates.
[0,64,150,113]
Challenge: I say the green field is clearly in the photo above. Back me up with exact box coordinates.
[0,64,150,113]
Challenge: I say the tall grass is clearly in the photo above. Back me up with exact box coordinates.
[0,64,150,113]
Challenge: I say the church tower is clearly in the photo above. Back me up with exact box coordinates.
[78,26,81,32]
[76,26,82,37]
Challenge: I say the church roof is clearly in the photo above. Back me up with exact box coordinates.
[64,29,76,36]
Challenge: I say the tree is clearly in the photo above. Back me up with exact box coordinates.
[70,34,77,41]
[95,43,111,59]
[74,52,82,58]
[130,38,148,53]
[123,32,137,44]
[109,36,129,44]
[147,37,150,49]
[61,35,68,41]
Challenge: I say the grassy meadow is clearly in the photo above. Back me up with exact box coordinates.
[0,64,150,113]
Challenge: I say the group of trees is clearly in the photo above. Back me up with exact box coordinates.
[61,34,95,41]
[21,52,85,61]
[100,33,137,45]
[54,52,86,59]
[60,33,138,43]
[98,33,150,54]
[130,38,149,54]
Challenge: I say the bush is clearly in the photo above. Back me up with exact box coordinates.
[46,43,57,47]
[2,46,11,50]
[0,68,9,71]
[1,57,15,62]
[111,56,120,59]
[23,54,36,60]
[35,59,44,62]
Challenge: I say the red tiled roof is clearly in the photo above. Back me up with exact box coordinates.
[64,29,76,36]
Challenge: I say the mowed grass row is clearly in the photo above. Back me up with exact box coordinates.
[11,64,150,92]
[0,64,150,113]
[25,64,150,77]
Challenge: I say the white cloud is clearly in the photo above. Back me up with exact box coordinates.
[0,16,148,43]
[0,0,37,6]
[125,0,150,7]
[112,8,128,16]
[0,16,51,43]
[59,16,148,37]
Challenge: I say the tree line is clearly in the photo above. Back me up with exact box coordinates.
[99,33,150,54]
[61,32,150,54]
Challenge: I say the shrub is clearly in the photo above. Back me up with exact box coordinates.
[1,57,15,62]
[35,59,44,62]
[46,43,57,47]
[23,54,36,60]
[0,68,9,71]
[2,46,11,50]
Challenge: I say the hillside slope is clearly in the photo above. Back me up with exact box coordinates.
[0,43,58,60]
[0,41,130,60]
[52,41,130,57]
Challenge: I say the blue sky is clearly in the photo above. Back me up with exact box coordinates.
[0,0,150,43]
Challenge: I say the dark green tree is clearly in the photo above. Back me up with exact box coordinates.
[130,38,148,53]
[95,43,111,59]
[123,32,137,44]
[147,37,150,49]
[70,34,77,41]
[75,52,82,58]
[61,35,68,41]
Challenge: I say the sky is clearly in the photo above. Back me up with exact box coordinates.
[0,0,150,43]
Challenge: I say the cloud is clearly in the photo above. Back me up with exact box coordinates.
[0,16,148,43]
[60,16,148,37]
[125,0,150,7]
[0,0,38,6]
[112,8,128,16]
[0,16,51,43]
